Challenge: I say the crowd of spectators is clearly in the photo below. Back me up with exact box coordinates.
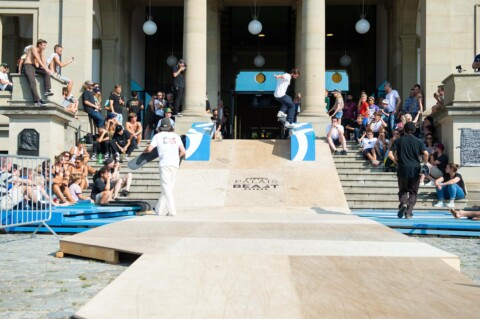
[328,81,468,209]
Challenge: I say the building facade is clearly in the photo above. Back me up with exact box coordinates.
[0,0,479,145]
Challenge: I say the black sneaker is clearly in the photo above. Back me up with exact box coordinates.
[121,190,130,197]
[44,90,54,96]
[35,100,48,107]
[397,204,407,219]
[340,150,348,155]
[333,150,340,155]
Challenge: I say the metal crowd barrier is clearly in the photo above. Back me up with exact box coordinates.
[0,154,57,237]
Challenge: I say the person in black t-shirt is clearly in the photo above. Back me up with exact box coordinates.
[112,125,136,162]
[126,91,144,122]
[388,122,429,219]
[82,80,105,130]
[172,59,186,116]
[472,54,480,72]
[433,163,466,208]
[107,84,125,124]
[90,167,113,204]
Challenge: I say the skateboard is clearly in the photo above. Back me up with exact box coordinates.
[128,147,159,170]
[127,135,187,170]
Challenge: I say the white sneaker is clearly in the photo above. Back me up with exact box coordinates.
[433,201,445,208]
[277,111,287,118]
[424,180,435,187]
[446,201,455,208]
[284,122,295,129]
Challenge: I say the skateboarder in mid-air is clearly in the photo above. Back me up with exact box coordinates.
[273,68,300,129]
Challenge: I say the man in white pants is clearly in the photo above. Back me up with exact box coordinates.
[143,118,185,216]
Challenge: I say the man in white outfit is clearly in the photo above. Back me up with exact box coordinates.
[144,118,185,216]
[274,68,300,128]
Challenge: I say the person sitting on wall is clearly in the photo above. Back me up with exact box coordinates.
[472,54,480,72]
[0,63,13,92]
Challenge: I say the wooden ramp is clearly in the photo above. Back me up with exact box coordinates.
[59,141,480,318]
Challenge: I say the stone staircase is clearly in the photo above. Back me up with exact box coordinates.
[84,140,161,201]
[334,141,479,211]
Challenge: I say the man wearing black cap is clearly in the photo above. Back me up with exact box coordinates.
[388,122,429,219]
[144,118,186,216]
[112,125,136,162]
[172,59,186,116]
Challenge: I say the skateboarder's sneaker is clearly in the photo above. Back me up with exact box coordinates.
[44,90,54,96]
[284,122,295,129]
[277,111,287,118]
[35,100,48,107]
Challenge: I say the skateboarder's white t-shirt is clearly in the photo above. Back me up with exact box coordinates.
[274,73,291,98]
[150,132,182,168]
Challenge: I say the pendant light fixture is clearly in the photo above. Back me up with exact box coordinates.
[143,0,157,35]
[248,0,262,35]
[340,23,351,67]
[166,7,178,67]
[355,0,370,34]
[254,34,265,67]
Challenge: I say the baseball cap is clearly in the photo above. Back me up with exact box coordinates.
[164,107,172,113]
[115,125,124,133]
[159,118,172,131]
[84,80,94,86]
[78,138,87,144]
[381,99,389,105]
[178,59,185,64]
[0,63,8,68]
[435,143,445,151]
[368,96,375,101]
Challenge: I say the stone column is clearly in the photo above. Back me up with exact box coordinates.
[297,0,328,137]
[183,0,207,115]
[294,0,304,97]
[400,34,419,100]
[100,36,118,98]
[61,0,93,97]
[207,0,220,110]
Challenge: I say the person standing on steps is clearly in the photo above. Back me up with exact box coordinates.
[273,68,300,129]
[144,118,186,217]
[172,59,186,116]
[388,122,429,219]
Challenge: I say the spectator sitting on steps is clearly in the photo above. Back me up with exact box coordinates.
[90,167,113,204]
[101,158,132,200]
[359,130,380,167]
[433,163,466,208]
[326,117,347,155]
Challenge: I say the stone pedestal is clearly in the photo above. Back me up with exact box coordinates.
[433,73,480,184]
[0,106,78,158]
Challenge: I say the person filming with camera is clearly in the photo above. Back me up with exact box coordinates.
[172,59,186,117]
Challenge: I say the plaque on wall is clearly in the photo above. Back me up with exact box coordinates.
[18,129,40,156]
[460,128,480,167]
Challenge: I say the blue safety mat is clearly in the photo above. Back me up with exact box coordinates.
[353,210,480,237]
[4,202,141,234]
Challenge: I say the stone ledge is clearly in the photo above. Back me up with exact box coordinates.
[0,104,76,124]
[9,74,68,107]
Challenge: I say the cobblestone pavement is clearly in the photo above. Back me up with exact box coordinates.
[0,234,479,319]
[0,234,127,319]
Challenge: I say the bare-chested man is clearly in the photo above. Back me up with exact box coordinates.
[24,39,53,106]
[47,44,75,102]
[126,112,143,145]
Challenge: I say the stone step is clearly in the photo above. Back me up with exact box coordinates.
[342,187,438,195]
[336,167,388,173]
[347,198,470,210]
